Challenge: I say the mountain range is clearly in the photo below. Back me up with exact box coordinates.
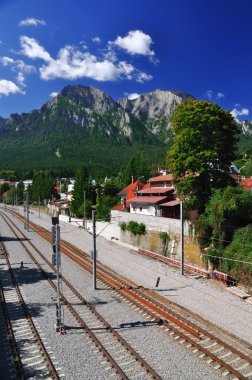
[0,85,251,176]
[0,85,191,176]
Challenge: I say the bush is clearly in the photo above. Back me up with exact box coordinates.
[119,222,127,231]
[126,221,146,235]
[159,232,170,246]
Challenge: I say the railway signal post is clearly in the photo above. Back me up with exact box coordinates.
[92,209,97,290]
[51,217,65,333]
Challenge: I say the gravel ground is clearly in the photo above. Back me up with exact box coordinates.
[22,207,252,345]
[1,207,251,380]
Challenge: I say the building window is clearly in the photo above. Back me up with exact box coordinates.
[140,207,142,212]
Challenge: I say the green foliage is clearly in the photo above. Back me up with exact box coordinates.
[167,99,239,213]
[30,171,56,201]
[96,195,119,221]
[159,232,170,246]
[119,222,127,231]
[198,186,252,268]
[123,152,151,185]
[70,166,89,216]
[126,221,146,235]
[222,225,252,278]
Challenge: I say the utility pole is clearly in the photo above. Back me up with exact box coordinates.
[180,200,184,275]
[38,196,41,218]
[26,191,29,232]
[83,191,86,229]
[51,217,65,333]
[92,209,97,290]
[23,191,26,229]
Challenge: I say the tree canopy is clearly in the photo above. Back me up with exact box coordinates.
[167,99,239,212]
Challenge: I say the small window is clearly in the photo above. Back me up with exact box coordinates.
[140,207,142,212]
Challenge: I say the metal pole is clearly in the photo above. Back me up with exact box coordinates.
[56,225,62,329]
[83,191,86,229]
[92,209,97,290]
[26,192,29,232]
[180,200,184,275]
[23,191,26,229]
[38,196,41,218]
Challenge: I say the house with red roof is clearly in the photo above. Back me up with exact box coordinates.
[112,179,144,211]
[113,174,180,219]
[129,177,180,218]
[240,177,252,192]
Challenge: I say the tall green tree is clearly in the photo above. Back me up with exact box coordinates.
[70,166,89,216]
[30,171,56,201]
[167,99,239,212]
[198,186,252,268]
[123,152,150,185]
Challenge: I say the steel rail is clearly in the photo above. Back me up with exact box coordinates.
[0,237,60,380]
[1,211,162,380]
[4,209,252,380]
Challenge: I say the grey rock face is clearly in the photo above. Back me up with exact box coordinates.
[119,89,192,120]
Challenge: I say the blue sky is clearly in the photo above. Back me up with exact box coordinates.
[0,0,251,120]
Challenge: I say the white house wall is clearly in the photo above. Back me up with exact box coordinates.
[130,204,156,216]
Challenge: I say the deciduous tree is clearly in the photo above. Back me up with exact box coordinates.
[167,99,239,212]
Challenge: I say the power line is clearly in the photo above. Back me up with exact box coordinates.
[201,253,252,265]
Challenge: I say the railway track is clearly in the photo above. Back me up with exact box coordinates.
[0,210,163,380]
[0,239,60,380]
[3,209,252,379]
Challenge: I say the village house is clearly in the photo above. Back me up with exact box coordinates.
[113,174,180,219]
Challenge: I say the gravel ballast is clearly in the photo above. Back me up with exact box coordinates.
[1,207,251,379]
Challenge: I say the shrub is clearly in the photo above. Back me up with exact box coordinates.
[126,220,146,235]
[119,222,127,231]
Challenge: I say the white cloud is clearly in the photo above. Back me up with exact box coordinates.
[231,106,249,120]
[128,93,140,100]
[0,56,36,87]
[50,92,58,98]
[216,92,224,100]
[19,36,153,83]
[19,18,46,27]
[205,90,213,100]
[92,37,101,43]
[20,36,52,61]
[136,72,153,83]
[0,56,35,73]
[0,79,24,96]
[113,30,155,56]
[39,46,135,81]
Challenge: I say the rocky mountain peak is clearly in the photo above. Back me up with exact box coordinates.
[119,89,192,120]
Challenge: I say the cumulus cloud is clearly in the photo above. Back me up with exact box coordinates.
[0,79,24,96]
[92,37,101,43]
[231,105,249,120]
[113,30,155,57]
[127,93,140,100]
[0,56,36,87]
[20,36,52,61]
[19,17,46,27]
[19,35,153,83]
[39,46,135,81]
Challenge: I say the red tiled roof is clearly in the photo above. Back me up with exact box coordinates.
[240,178,252,190]
[118,180,144,195]
[138,187,174,195]
[112,204,124,211]
[149,174,173,182]
[160,200,180,207]
[129,196,167,204]
[142,182,150,190]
